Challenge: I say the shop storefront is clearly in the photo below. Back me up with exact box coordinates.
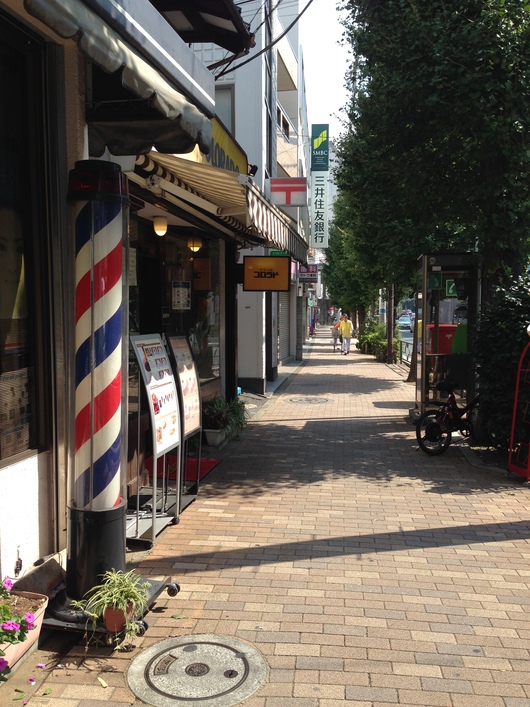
[0,0,307,589]
[0,0,256,581]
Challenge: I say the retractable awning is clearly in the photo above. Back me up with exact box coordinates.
[134,152,308,262]
[24,0,212,156]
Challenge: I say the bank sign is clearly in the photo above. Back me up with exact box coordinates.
[311,124,329,172]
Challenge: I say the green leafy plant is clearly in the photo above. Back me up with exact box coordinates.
[473,273,530,448]
[356,320,397,362]
[71,569,150,650]
[225,398,248,437]
[202,397,248,437]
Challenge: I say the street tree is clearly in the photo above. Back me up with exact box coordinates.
[336,0,530,294]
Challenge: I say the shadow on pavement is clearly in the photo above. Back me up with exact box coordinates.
[143,518,530,573]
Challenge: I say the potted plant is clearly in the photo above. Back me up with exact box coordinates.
[202,397,248,446]
[0,577,49,681]
[225,397,248,438]
[71,569,150,650]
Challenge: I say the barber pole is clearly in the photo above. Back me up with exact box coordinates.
[74,196,123,509]
[66,160,129,599]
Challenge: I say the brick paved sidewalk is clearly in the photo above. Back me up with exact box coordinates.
[5,325,530,706]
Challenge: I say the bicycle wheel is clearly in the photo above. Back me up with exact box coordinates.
[416,410,452,455]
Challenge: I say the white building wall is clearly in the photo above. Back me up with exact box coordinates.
[227,2,271,388]
[0,454,54,581]
[237,289,267,386]
[195,1,309,381]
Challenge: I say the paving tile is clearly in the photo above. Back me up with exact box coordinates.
[345,686,398,702]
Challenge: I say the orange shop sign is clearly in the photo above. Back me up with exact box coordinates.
[243,256,291,292]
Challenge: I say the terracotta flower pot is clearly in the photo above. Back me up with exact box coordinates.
[104,603,133,633]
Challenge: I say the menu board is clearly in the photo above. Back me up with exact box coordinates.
[168,336,201,437]
[130,334,180,456]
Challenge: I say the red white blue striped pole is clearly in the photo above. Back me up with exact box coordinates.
[66,160,129,599]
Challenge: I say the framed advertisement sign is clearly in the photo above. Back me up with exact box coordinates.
[130,334,180,456]
[168,336,201,437]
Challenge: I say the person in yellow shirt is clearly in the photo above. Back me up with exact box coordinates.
[334,314,354,354]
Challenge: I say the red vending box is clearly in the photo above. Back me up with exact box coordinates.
[426,324,457,354]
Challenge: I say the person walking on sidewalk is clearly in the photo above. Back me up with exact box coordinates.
[335,313,354,354]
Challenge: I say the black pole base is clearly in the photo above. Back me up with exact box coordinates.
[66,503,126,600]
[46,587,88,624]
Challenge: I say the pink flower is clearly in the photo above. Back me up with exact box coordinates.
[2,577,12,591]
[2,621,20,632]
[0,657,9,671]
[37,663,46,669]
[24,613,35,624]
[27,677,36,685]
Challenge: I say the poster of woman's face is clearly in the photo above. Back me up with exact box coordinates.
[0,207,26,320]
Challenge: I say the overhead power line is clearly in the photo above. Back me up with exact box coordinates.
[215,0,315,79]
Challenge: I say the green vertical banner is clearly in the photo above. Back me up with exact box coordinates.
[311,124,329,172]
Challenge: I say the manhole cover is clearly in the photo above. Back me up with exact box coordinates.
[289,396,328,404]
[128,634,267,706]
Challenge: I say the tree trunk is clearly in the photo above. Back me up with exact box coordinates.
[387,284,394,362]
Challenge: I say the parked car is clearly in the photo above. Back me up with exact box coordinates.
[397,315,412,330]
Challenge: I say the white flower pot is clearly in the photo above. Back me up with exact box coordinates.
[204,429,226,447]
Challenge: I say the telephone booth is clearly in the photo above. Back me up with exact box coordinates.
[507,341,530,481]
[415,254,479,414]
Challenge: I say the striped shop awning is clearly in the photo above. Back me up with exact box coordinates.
[135,152,308,262]
[134,153,263,243]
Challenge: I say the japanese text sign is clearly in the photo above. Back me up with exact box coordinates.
[243,256,291,291]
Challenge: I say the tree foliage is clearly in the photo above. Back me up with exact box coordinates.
[323,200,380,314]
[473,273,530,447]
[331,0,530,297]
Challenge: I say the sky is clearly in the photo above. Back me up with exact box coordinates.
[298,0,351,142]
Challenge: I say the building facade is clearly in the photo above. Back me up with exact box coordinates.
[0,0,286,582]
[193,0,311,393]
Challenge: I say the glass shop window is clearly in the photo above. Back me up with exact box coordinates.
[0,17,45,460]
[164,234,221,383]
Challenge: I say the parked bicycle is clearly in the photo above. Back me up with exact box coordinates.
[416,380,480,456]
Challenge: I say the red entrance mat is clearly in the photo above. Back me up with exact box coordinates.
[145,455,220,481]
[185,457,220,481]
